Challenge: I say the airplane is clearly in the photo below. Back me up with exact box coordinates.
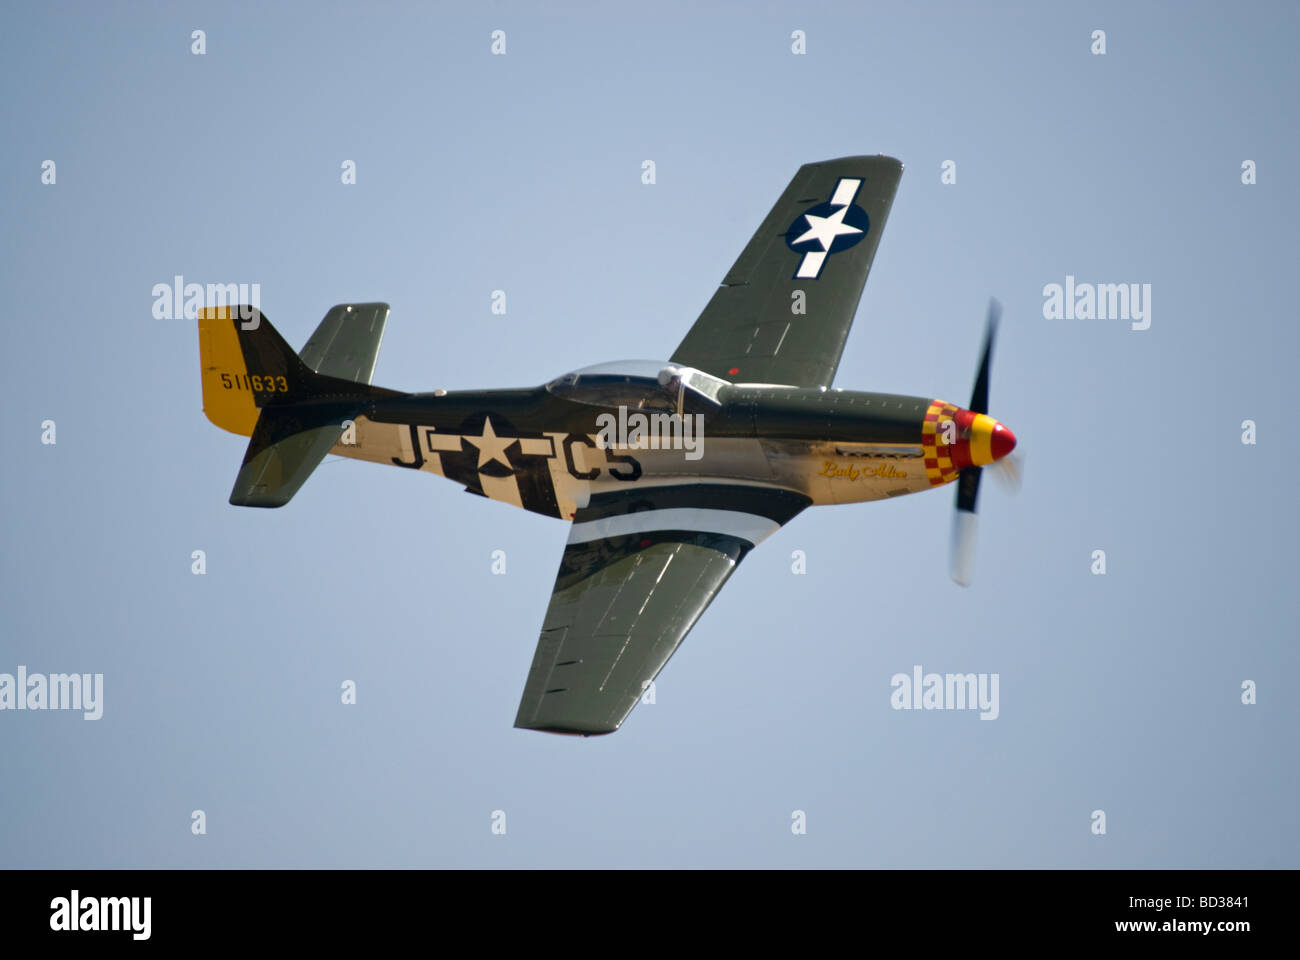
[196,155,1017,736]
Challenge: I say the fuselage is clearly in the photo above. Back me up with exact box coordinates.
[326,361,1015,520]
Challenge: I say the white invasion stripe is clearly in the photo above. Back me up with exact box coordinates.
[568,508,781,546]
[796,251,827,278]
[830,177,862,207]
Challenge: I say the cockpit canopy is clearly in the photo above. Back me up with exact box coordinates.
[545,360,728,412]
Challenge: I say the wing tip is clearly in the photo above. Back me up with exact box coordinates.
[513,721,619,738]
[512,712,618,738]
[805,153,903,172]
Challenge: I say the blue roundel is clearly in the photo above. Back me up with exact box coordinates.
[785,202,870,256]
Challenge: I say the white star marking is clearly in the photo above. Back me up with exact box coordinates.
[465,416,515,469]
[793,204,863,252]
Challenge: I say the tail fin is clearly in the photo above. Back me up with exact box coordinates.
[197,304,396,507]
[198,305,315,437]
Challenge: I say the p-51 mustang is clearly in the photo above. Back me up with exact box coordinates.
[197,155,1016,736]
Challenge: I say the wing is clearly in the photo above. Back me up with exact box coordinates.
[671,155,903,388]
[514,484,811,735]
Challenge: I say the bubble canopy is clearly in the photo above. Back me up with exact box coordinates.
[545,360,728,410]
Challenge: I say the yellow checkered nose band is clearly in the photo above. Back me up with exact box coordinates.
[921,400,963,486]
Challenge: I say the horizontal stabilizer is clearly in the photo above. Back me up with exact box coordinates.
[300,303,389,384]
[229,404,359,508]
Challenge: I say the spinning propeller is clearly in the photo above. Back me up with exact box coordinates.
[949,299,1019,587]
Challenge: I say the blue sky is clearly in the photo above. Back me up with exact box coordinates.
[2,0,1296,867]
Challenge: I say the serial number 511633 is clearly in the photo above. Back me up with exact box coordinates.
[221,373,288,393]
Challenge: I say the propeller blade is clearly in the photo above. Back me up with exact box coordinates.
[969,298,1000,415]
[950,509,978,587]
[951,466,982,586]
[955,464,982,514]
[950,297,1007,586]
[990,451,1023,494]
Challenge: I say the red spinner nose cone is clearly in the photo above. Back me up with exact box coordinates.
[991,423,1017,461]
